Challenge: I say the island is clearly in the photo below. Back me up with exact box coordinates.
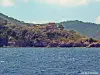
[0,13,100,47]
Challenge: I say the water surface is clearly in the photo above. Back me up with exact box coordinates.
[0,48,100,75]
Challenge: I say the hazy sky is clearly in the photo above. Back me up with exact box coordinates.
[0,0,100,24]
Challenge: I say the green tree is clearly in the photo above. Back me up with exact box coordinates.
[58,24,64,30]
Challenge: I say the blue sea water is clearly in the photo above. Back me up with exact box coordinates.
[0,48,100,75]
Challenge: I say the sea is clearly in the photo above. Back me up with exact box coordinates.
[0,48,100,75]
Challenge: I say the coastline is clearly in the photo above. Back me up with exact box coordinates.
[0,17,100,48]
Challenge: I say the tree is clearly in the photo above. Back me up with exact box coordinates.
[58,24,64,30]
[88,38,96,43]
[0,18,7,25]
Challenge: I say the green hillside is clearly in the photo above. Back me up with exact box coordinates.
[0,13,100,39]
[59,20,100,39]
[0,13,26,26]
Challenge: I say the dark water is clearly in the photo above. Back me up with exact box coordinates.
[0,48,100,75]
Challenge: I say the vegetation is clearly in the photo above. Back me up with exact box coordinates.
[59,20,100,39]
[0,13,100,47]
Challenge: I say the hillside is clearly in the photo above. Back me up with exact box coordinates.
[1,13,100,47]
[0,13,100,39]
[0,13,26,26]
[1,19,99,47]
[59,20,100,39]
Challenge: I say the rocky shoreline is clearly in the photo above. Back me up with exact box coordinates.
[6,38,100,47]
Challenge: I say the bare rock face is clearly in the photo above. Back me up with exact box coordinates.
[58,43,66,47]
[48,42,58,47]
[89,43,100,47]
[0,18,7,25]
[33,41,48,47]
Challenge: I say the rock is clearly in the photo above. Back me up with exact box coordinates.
[33,41,48,47]
[0,37,8,47]
[48,42,58,47]
[58,43,66,47]
[73,42,82,47]
[89,43,100,47]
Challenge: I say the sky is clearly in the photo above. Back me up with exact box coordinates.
[0,0,100,24]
